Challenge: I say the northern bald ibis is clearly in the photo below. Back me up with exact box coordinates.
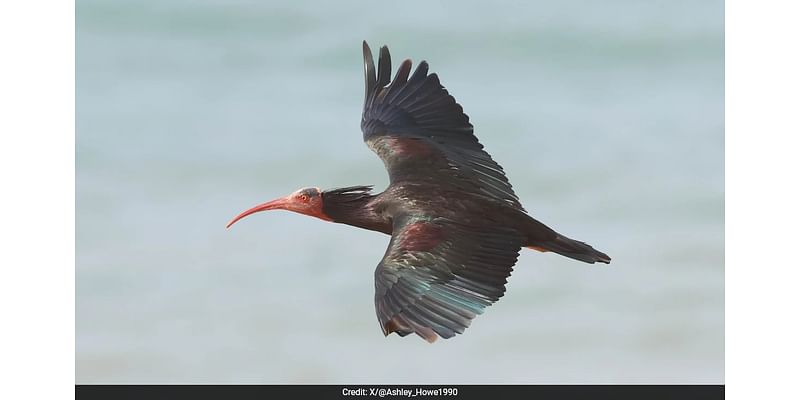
[228,42,610,343]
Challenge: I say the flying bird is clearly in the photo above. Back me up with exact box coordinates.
[227,42,610,343]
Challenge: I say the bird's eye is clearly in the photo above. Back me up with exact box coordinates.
[299,194,309,202]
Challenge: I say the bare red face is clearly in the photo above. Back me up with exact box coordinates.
[226,187,331,228]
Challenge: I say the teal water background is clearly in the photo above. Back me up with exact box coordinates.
[77,0,724,383]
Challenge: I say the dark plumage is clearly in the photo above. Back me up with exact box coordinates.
[227,42,610,343]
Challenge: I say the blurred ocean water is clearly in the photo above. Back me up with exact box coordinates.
[76,0,724,383]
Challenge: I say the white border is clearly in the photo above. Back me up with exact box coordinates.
[3,0,800,396]
[0,1,75,399]
[727,0,800,399]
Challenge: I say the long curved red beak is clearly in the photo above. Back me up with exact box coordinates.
[226,196,290,229]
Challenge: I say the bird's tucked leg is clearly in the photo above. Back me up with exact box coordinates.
[526,245,549,253]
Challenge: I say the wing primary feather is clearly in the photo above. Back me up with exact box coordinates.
[406,304,457,338]
[430,284,490,313]
[377,45,392,88]
[425,290,477,320]
[384,59,412,100]
[408,60,429,83]
[395,76,441,109]
[414,297,470,331]
[362,41,376,109]
[389,61,430,106]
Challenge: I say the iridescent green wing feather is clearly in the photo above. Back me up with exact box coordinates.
[374,214,523,342]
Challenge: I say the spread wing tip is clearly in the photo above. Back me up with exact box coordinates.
[363,41,394,104]
[363,41,376,100]
[377,45,392,88]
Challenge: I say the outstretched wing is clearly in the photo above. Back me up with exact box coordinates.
[360,41,524,211]
[374,214,524,342]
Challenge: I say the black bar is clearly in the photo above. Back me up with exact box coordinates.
[76,384,723,400]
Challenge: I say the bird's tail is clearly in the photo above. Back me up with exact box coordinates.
[527,234,611,264]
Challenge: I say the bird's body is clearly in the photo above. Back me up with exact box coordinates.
[228,42,610,342]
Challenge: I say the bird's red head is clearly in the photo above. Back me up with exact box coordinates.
[226,187,332,228]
